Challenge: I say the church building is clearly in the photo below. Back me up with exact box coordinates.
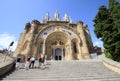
[14,11,94,60]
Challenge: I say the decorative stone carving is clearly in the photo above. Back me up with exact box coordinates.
[41,17,46,23]
[32,20,40,25]
[63,13,69,21]
[45,12,51,21]
[69,16,72,23]
[25,22,31,30]
[54,10,60,21]
[24,22,31,33]
[83,23,88,29]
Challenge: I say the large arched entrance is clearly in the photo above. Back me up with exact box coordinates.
[45,31,70,60]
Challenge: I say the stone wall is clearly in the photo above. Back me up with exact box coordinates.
[0,53,15,77]
[99,54,120,74]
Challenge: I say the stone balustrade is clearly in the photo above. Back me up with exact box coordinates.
[99,54,120,74]
[0,53,15,77]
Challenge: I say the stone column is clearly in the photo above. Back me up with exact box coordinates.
[53,48,55,60]
[61,48,63,60]
[77,42,83,59]
[77,22,91,59]
[14,32,25,57]
[42,40,46,54]
[69,43,73,60]
[33,46,38,58]
[26,23,36,57]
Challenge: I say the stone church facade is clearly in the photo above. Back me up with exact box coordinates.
[14,11,94,60]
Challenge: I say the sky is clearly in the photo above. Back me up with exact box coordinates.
[0,0,109,51]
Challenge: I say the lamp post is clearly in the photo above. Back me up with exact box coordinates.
[3,41,14,62]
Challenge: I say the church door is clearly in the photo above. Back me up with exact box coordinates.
[55,48,62,60]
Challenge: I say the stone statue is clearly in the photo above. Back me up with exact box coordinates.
[63,13,69,21]
[69,16,72,23]
[41,17,46,23]
[32,20,40,25]
[54,10,60,21]
[45,12,51,21]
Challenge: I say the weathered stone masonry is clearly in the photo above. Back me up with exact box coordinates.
[14,11,94,60]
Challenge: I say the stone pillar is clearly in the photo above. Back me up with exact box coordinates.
[53,48,55,60]
[69,44,73,60]
[26,20,40,57]
[77,42,83,59]
[42,40,46,54]
[15,23,31,57]
[14,32,25,57]
[33,45,38,58]
[61,48,63,60]
[64,46,67,60]
[77,21,91,59]
[25,23,36,57]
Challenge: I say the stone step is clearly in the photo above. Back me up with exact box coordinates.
[0,79,101,81]
[4,76,120,80]
[1,60,120,81]
[2,78,120,81]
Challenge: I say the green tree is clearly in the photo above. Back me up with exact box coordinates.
[93,0,120,62]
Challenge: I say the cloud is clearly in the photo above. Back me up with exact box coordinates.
[0,32,18,51]
[93,40,103,48]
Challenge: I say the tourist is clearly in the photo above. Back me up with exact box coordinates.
[50,56,53,61]
[29,56,35,68]
[15,57,21,71]
[25,57,30,70]
[44,55,48,65]
[42,56,45,65]
[38,56,42,68]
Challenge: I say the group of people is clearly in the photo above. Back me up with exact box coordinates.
[15,55,48,70]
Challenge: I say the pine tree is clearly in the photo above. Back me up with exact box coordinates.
[108,0,120,61]
[93,0,120,61]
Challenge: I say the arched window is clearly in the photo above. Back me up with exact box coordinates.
[73,42,77,53]
[39,43,43,54]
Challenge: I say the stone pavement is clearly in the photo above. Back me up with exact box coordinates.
[1,59,120,81]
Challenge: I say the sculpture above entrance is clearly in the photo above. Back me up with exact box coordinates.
[39,26,79,40]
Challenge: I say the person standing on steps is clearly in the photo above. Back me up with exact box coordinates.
[25,57,30,70]
[44,55,48,65]
[29,56,35,69]
[15,57,21,71]
[41,56,45,69]
[38,56,42,69]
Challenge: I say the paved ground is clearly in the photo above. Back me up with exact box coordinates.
[1,59,120,81]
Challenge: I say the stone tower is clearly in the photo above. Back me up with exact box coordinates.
[14,11,94,60]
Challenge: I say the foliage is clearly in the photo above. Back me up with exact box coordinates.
[104,49,112,59]
[93,0,120,62]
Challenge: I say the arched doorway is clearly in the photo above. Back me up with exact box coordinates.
[55,48,62,60]
[45,31,70,60]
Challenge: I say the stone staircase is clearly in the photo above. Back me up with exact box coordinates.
[1,59,120,81]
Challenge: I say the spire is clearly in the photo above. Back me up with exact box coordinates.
[63,13,69,21]
[54,10,60,21]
